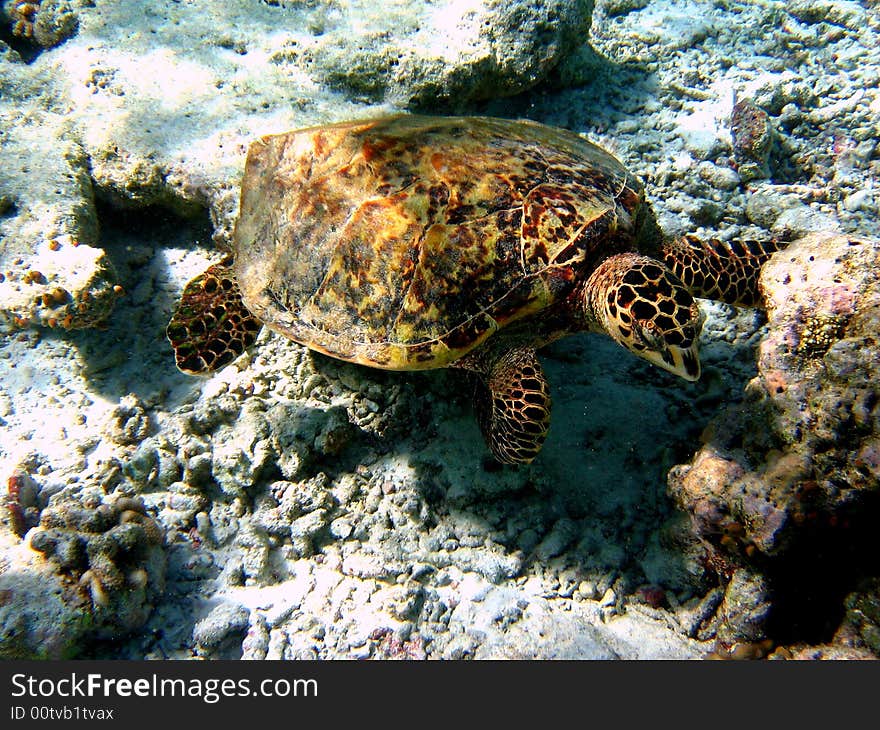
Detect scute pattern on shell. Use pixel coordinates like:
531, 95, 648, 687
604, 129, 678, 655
233, 115, 644, 370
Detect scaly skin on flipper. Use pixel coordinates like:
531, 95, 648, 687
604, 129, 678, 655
473, 348, 552, 464
166, 258, 262, 374
662, 235, 783, 307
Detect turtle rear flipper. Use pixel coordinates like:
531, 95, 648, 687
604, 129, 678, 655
166, 258, 261, 374
662, 235, 784, 307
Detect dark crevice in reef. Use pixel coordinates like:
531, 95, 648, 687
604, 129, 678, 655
0, 22, 42, 63
94, 197, 215, 250
0, 194, 18, 219
763, 492, 880, 647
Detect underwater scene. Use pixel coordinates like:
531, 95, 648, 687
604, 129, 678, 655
0, 0, 878, 660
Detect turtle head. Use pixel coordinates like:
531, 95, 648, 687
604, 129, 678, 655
585, 253, 703, 381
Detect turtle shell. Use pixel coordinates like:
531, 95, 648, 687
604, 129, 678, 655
233, 115, 644, 369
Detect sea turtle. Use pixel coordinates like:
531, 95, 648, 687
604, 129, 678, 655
167, 115, 780, 464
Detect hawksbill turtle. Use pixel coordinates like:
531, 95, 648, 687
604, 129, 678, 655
167, 115, 780, 464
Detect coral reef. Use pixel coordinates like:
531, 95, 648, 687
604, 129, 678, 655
669, 231, 879, 558
3, 0, 880, 661
27, 492, 166, 640
4, 0, 79, 49
668, 231, 880, 656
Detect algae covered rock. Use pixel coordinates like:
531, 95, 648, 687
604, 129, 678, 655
268, 0, 594, 107
834, 578, 880, 656
669, 231, 880, 557
713, 568, 773, 653
0, 111, 121, 331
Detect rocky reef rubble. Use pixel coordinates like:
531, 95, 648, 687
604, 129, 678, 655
2, 0, 880, 660
1, 313, 712, 659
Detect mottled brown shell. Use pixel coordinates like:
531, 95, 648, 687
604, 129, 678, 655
233, 115, 644, 369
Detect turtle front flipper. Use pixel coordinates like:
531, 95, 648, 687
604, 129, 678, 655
474, 348, 551, 465
662, 235, 784, 307
166, 257, 262, 374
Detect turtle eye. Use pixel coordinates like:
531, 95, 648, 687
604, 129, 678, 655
633, 319, 663, 350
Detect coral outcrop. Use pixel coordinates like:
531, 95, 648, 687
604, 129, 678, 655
0, 113, 121, 331
0, 486, 166, 657
669, 231, 879, 558
668, 230, 880, 656
3, 1, 79, 50
32, 492, 166, 635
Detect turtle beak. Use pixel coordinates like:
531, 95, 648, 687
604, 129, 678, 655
669, 343, 701, 381
640, 342, 701, 382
